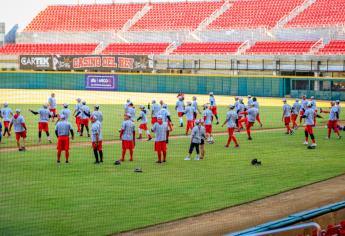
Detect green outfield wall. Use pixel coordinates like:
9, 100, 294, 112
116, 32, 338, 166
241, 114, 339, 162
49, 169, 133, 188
0, 71, 344, 100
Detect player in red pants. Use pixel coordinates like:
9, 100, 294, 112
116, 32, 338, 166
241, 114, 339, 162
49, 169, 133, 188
222, 105, 239, 148
282, 98, 294, 135
320, 101, 341, 139
9, 109, 27, 151
118, 113, 135, 162
74, 98, 82, 133
137, 106, 152, 141
55, 114, 74, 163
252, 97, 263, 127
236, 98, 245, 131
300, 95, 308, 124
291, 99, 301, 130
151, 115, 172, 163
240, 103, 258, 140
184, 101, 195, 135
302, 102, 317, 148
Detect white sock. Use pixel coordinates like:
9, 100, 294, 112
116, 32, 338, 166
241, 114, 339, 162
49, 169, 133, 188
146, 130, 150, 135
138, 129, 142, 135
180, 118, 183, 124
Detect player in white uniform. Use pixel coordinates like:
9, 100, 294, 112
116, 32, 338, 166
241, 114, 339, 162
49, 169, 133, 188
29, 104, 52, 143
73, 98, 82, 133
127, 103, 136, 122
151, 115, 172, 163
252, 97, 263, 127
9, 109, 27, 151
78, 101, 91, 137
151, 99, 161, 125
119, 113, 136, 162
192, 96, 201, 120
237, 98, 246, 131
137, 105, 152, 140
60, 104, 71, 121
291, 99, 301, 129
247, 95, 253, 106
184, 101, 195, 135
55, 114, 74, 163
176, 96, 185, 127
222, 105, 239, 148
301, 102, 317, 148
320, 101, 341, 140
0, 102, 13, 137
300, 95, 308, 124
203, 104, 214, 144
282, 98, 293, 135
90, 115, 103, 164
239, 103, 258, 140
91, 105, 103, 124
48, 93, 57, 122
124, 99, 131, 113
209, 92, 219, 124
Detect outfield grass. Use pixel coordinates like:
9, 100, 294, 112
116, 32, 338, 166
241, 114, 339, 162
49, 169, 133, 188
0, 127, 344, 235
0, 105, 340, 148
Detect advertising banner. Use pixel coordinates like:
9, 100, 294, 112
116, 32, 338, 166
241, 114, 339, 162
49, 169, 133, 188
20, 55, 151, 71
19, 55, 53, 70
85, 74, 118, 91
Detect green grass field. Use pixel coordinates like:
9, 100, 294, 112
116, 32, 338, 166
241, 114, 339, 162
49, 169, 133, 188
0, 105, 344, 235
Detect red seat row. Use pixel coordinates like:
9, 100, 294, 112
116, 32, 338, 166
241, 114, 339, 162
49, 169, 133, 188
245, 41, 316, 54
317, 40, 345, 55
0, 43, 98, 55
102, 43, 170, 55
172, 42, 243, 54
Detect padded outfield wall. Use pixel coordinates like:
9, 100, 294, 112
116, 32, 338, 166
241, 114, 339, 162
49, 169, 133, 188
0, 71, 344, 100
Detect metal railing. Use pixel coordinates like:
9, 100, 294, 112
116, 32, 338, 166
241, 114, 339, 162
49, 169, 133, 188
251, 222, 321, 236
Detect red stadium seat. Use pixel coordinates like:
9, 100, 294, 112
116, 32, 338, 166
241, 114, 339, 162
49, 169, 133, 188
0, 43, 98, 55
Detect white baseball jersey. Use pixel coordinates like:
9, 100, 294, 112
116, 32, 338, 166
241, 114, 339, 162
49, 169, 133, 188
91, 120, 102, 142
121, 120, 135, 141
176, 100, 185, 112
91, 110, 103, 123
203, 109, 213, 125
1, 107, 12, 121
152, 122, 168, 142
11, 115, 26, 133
38, 108, 50, 123
48, 97, 56, 109
226, 111, 238, 128
184, 106, 195, 121
151, 103, 160, 117
139, 110, 148, 124
55, 120, 73, 136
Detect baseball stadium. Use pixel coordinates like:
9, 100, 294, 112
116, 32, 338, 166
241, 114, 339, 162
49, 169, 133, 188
0, 0, 345, 235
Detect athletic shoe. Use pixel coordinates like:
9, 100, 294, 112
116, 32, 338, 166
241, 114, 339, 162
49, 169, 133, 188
339, 136, 342, 139
224, 145, 229, 148
87, 134, 90, 137
325, 137, 330, 140
303, 141, 309, 145
216, 121, 219, 125
94, 161, 100, 164
184, 156, 191, 161
65, 160, 69, 163
194, 156, 200, 161
57, 160, 60, 163
163, 160, 166, 163
235, 145, 240, 148
290, 130, 294, 135
260, 124, 263, 128
311, 143, 317, 147
156, 160, 162, 164
248, 137, 252, 140
129, 159, 133, 162
147, 137, 152, 141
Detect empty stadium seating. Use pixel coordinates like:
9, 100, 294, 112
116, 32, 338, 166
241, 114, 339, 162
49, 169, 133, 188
245, 41, 317, 54
102, 43, 169, 55
318, 40, 345, 55
130, 2, 224, 31
286, 0, 345, 28
24, 4, 144, 32
208, 0, 304, 30
172, 42, 243, 54
0, 43, 98, 55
